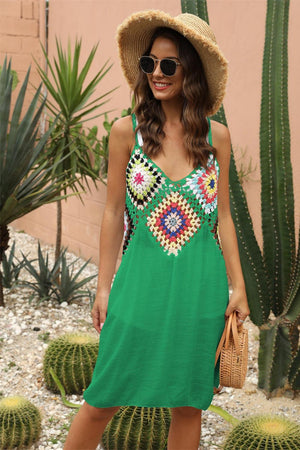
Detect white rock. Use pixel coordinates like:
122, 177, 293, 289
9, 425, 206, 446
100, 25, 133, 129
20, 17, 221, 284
13, 326, 22, 335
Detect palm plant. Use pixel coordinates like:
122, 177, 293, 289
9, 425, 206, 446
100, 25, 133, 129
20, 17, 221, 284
181, 0, 299, 395
36, 38, 116, 261
0, 59, 73, 306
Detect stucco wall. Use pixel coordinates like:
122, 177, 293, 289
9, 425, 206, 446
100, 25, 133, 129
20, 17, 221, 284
0, 0, 45, 106
6, 0, 300, 265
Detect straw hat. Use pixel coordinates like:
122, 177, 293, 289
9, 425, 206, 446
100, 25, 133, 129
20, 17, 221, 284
117, 10, 228, 116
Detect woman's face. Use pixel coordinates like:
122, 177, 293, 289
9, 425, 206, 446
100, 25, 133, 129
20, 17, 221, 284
146, 36, 184, 103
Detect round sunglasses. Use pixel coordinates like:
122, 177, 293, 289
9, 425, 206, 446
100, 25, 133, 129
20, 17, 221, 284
139, 56, 182, 77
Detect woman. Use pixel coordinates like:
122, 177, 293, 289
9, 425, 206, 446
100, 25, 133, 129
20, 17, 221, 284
64, 10, 250, 450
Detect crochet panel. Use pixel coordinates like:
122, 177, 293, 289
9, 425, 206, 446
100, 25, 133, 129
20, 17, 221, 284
123, 147, 221, 256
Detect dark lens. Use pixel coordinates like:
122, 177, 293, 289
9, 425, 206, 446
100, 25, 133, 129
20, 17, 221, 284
160, 59, 177, 76
140, 56, 154, 74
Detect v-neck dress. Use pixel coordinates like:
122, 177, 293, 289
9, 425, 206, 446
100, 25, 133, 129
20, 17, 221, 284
83, 114, 229, 410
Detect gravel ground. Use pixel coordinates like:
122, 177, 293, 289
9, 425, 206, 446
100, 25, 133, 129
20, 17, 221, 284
0, 227, 299, 450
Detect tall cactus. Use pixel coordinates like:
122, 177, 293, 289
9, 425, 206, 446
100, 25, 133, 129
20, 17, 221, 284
181, 0, 299, 395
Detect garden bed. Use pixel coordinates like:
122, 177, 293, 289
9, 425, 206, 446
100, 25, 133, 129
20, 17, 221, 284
0, 227, 299, 449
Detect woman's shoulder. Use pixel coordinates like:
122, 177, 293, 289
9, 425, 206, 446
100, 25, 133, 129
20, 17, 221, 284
209, 119, 231, 149
111, 115, 134, 138
110, 115, 135, 153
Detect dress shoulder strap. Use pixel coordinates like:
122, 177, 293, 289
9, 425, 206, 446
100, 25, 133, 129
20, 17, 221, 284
131, 112, 137, 131
207, 117, 212, 146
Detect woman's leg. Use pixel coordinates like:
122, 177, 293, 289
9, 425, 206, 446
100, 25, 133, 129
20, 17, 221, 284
64, 402, 120, 450
168, 406, 202, 450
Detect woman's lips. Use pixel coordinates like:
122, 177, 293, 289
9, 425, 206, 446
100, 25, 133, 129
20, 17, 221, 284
152, 81, 171, 91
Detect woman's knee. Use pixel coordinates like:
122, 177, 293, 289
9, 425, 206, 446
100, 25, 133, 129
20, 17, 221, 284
171, 406, 202, 418
82, 402, 120, 421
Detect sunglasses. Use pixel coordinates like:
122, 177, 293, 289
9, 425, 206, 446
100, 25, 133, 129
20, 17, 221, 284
139, 55, 182, 77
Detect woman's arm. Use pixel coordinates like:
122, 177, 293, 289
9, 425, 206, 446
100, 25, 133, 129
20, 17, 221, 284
91, 115, 135, 332
211, 120, 250, 322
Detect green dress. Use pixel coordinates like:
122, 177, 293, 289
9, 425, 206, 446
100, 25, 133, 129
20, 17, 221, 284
84, 114, 229, 410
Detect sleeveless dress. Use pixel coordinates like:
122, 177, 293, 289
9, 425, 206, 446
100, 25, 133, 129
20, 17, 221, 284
84, 114, 229, 410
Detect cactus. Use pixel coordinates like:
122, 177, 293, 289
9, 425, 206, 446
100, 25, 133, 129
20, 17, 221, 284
0, 396, 41, 449
43, 333, 99, 394
181, 0, 299, 396
223, 415, 300, 449
101, 406, 171, 450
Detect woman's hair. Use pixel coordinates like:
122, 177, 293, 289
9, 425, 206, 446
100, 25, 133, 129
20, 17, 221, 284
133, 27, 216, 168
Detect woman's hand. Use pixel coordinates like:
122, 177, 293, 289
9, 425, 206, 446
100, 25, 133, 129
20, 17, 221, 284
225, 287, 250, 325
91, 291, 110, 333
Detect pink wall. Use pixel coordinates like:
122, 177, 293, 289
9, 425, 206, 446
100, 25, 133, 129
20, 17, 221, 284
0, 0, 45, 108
9, 0, 300, 264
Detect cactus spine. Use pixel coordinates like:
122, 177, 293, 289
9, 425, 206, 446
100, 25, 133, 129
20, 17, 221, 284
101, 406, 171, 450
0, 396, 41, 449
181, 0, 299, 396
43, 333, 99, 394
223, 415, 300, 449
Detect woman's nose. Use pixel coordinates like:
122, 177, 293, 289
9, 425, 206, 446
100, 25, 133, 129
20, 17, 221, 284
152, 61, 163, 77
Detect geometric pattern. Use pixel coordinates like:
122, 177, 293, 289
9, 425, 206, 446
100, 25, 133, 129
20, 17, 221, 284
210, 218, 222, 252
184, 155, 218, 214
146, 191, 201, 256
123, 207, 134, 255
126, 149, 164, 210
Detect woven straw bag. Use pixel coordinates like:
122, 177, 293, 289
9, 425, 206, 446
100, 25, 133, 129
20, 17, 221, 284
215, 311, 248, 389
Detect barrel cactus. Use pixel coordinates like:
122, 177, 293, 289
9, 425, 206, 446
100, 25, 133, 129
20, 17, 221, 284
102, 406, 171, 450
43, 333, 99, 394
223, 415, 300, 449
0, 396, 41, 449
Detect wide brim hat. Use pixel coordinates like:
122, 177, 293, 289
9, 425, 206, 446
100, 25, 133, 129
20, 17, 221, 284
117, 10, 228, 116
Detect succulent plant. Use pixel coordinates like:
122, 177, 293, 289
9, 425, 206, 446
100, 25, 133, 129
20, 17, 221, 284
0, 395, 41, 449
43, 333, 99, 394
101, 406, 171, 450
0, 58, 74, 307
223, 415, 300, 449
182, 0, 299, 396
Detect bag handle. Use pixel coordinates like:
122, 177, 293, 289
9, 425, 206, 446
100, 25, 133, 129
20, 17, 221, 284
215, 311, 241, 366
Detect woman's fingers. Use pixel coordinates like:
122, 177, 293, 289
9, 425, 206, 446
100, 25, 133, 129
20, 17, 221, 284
225, 304, 249, 326
225, 288, 250, 324
91, 307, 101, 333
235, 309, 249, 325
91, 304, 107, 334
99, 309, 106, 331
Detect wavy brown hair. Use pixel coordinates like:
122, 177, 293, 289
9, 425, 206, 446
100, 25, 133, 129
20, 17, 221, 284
134, 27, 216, 168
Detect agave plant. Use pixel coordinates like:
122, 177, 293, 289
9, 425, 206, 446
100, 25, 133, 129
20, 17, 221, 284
182, 0, 299, 395
1, 240, 24, 289
0, 65, 18, 90
0, 59, 73, 306
36, 38, 116, 261
20, 242, 61, 303
50, 249, 97, 304
20, 244, 96, 304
